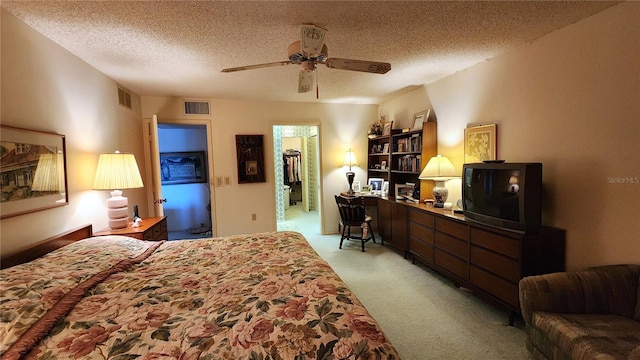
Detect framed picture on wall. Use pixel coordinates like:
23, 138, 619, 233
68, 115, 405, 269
464, 124, 497, 163
236, 135, 266, 183
0, 125, 69, 219
160, 151, 207, 185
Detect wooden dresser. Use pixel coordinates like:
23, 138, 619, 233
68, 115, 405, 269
93, 216, 168, 241
380, 199, 565, 324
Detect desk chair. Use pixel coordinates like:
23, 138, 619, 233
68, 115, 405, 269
334, 195, 376, 252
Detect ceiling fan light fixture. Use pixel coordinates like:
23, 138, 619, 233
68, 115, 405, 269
299, 24, 327, 56
298, 69, 314, 93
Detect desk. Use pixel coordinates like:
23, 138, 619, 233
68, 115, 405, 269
338, 192, 381, 206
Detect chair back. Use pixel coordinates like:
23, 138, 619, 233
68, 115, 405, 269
335, 195, 366, 226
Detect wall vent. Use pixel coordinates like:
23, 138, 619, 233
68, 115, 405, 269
184, 100, 210, 115
117, 87, 132, 109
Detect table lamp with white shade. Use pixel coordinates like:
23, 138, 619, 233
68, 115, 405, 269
418, 155, 458, 208
93, 151, 144, 229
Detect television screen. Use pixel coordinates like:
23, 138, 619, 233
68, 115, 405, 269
462, 162, 542, 233
463, 168, 521, 222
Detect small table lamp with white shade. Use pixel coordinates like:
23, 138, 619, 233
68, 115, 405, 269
93, 151, 144, 229
418, 155, 458, 208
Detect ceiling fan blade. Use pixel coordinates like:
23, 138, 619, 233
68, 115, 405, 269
299, 24, 327, 56
221, 61, 293, 73
298, 69, 314, 93
325, 58, 391, 74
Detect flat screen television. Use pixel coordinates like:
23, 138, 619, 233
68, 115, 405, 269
462, 162, 542, 234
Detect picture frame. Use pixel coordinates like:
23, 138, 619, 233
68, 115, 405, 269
395, 182, 417, 200
382, 121, 394, 136
1, 125, 68, 219
353, 181, 361, 192
411, 109, 430, 130
382, 180, 389, 193
361, 184, 372, 193
160, 151, 207, 185
464, 124, 497, 163
236, 135, 266, 183
368, 177, 384, 192
380, 160, 387, 170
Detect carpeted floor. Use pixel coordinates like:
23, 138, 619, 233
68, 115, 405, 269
282, 204, 530, 360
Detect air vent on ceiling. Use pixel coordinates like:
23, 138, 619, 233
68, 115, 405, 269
117, 86, 132, 109
184, 100, 210, 115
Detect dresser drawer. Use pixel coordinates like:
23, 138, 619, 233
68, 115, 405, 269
435, 249, 468, 280
409, 221, 434, 244
152, 218, 168, 240
470, 228, 519, 259
470, 246, 520, 283
435, 232, 468, 260
470, 265, 519, 309
409, 237, 434, 263
143, 228, 155, 241
435, 217, 468, 241
409, 209, 434, 228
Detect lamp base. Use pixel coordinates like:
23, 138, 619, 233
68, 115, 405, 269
107, 190, 129, 229
346, 171, 355, 194
432, 181, 449, 208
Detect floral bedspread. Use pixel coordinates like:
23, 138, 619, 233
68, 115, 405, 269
1, 232, 399, 359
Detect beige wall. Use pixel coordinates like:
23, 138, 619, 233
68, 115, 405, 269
1, 9, 148, 256
3, 3, 637, 269
141, 97, 377, 236
382, 3, 639, 270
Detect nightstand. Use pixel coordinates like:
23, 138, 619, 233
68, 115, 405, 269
93, 216, 168, 241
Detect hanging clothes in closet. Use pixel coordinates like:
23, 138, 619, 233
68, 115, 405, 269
283, 149, 302, 184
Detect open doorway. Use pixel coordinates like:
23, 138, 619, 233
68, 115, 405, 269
273, 125, 321, 235
157, 123, 213, 240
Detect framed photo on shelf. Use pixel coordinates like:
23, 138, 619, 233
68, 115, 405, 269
0, 125, 68, 219
380, 160, 387, 170
368, 177, 384, 192
412, 109, 430, 130
382, 121, 394, 136
464, 124, 497, 163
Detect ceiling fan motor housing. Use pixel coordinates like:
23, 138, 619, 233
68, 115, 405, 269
288, 41, 328, 64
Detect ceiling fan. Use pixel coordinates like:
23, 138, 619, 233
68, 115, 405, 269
221, 24, 391, 97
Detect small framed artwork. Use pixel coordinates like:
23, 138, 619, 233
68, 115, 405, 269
361, 184, 372, 193
160, 151, 207, 185
382, 121, 394, 136
382, 181, 389, 193
464, 124, 497, 163
412, 109, 430, 130
236, 135, 266, 183
1, 125, 68, 219
380, 160, 387, 170
368, 177, 384, 192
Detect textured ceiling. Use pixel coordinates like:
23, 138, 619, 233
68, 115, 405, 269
2, 1, 618, 104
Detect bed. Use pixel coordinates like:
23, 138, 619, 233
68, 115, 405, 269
0, 227, 400, 359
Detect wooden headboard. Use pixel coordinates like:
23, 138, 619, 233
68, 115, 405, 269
1, 224, 93, 269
